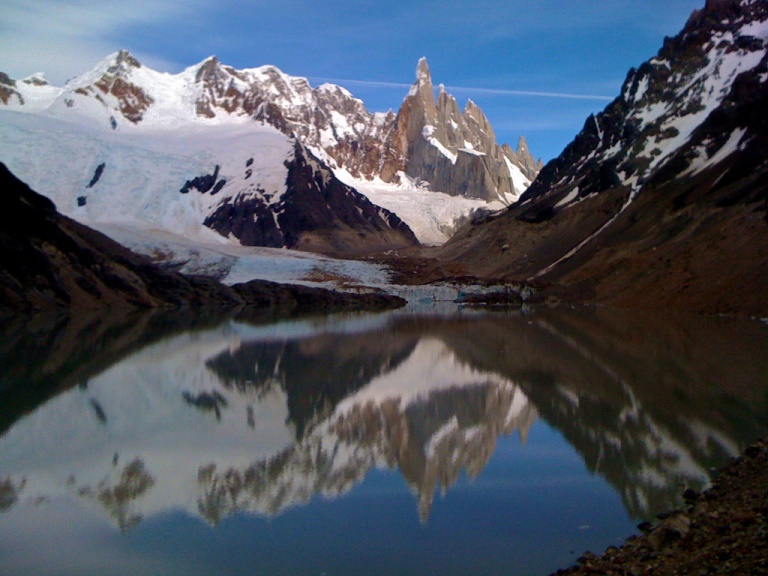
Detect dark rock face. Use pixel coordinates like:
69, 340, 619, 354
180, 165, 222, 195
0, 162, 184, 311
0, 72, 22, 105
0, 163, 406, 313
439, 0, 768, 316
204, 192, 285, 247
520, 0, 768, 210
204, 143, 419, 254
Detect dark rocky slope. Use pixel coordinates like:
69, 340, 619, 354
204, 142, 418, 254
0, 163, 404, 313
437, 0, 768, 316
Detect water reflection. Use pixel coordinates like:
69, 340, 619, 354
1, 307, 767, 543
199, 336, 536, 523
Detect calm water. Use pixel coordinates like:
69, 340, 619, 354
1, 307, 767, 576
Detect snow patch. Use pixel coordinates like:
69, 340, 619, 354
682, 127, 748, 176
555, 187, 580, 208
423, 125, 457, 164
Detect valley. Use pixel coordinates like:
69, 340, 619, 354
1, 1, 768, 574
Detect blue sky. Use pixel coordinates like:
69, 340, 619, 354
1, 0, 703, 161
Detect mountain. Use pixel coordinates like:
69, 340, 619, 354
0, 53, 418, 255
0, 52, 539, 248
0, 161, 235, 311
379, 58, 541, 203
195, 56, 542, 203
439, 0, 768, 316
0, 162, 405, 313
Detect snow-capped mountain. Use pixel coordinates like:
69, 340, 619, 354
0, 161, 407, 312
190, 55, 542, 204
521, 0, 767, 211
0, 51, 539, 249
0, 53, 419, 255
440, 0, 768, 315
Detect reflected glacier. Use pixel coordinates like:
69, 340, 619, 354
0, 319, 537, 526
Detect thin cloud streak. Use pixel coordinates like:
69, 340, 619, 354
444, 86, 614, 102
309, 77, 614, 102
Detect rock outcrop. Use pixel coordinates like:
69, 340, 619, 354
0, 72, 23, 106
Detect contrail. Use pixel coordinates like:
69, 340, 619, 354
308, 77, 614, 102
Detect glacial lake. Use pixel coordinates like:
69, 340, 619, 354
1, 306, 767, 576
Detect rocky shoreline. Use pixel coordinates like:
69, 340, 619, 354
551, 438, 768, 575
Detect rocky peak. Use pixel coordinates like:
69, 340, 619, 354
686, 0, 767, 32
2, 51, 540, 209
194, 56, 224, 83
403, 57, 437, 137
101, 50, 142, 80
443, 0, 768, 309
509, 135, 543, 180
381, 59, 538, 203
435, 84, 463, 146
115, 49, 141, 68
517, 135, 530, 156
22, 73, 49, 86
0, 72, 16, 87
0, 71, 60, 107
523, 0, 768, 210
193, 56, 250, 118
702, 0, 746, 19
416, 57, 431, 84
462, 99, 496, 148
60, 49, 154, 124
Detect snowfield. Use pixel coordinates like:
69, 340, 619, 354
335, 168, 506, 246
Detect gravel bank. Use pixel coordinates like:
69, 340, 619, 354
551, 439, 768, 575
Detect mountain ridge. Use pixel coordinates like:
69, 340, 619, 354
0, 53, 541, 249
436, 0, 768, 316
1, 51, 540, 203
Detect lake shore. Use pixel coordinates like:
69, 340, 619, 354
550, 438, 768, 575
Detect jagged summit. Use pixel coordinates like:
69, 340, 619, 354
0, 52, 543, 249
517, 135, 529, 155
416, 56, 431, 83
81, 49, 142, 82
1, 52, 541, 203
380, 58, 542, 202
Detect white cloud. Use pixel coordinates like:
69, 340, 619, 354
0, 0, 204, 83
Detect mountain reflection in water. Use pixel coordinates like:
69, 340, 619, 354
0, 307, 767, 574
